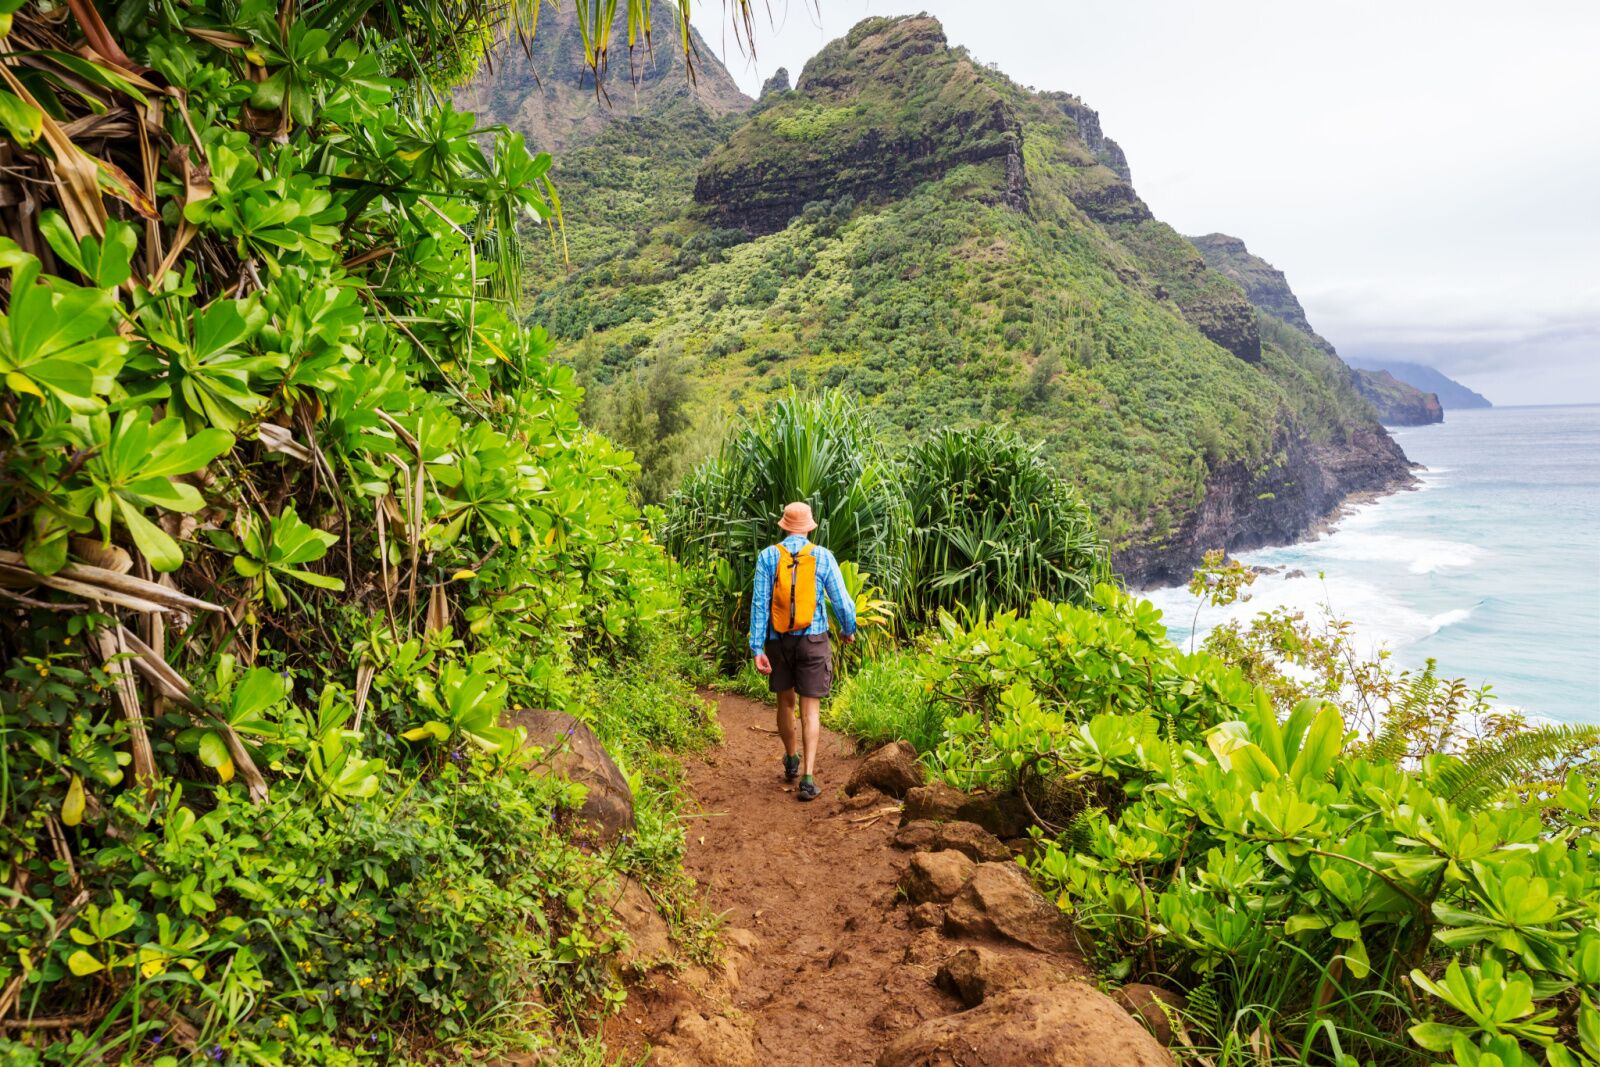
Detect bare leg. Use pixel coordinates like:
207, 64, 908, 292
799, 695, 822, 777
776, 689, 798, 759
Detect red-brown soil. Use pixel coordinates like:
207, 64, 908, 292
603, 691, 963, 1064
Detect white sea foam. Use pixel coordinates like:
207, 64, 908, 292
1315, 531, 1483, 574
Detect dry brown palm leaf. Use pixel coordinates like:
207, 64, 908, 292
0, 550, 224, 613
90, 625, 157, 787
0, 62, 106, 239
117, 626, 269, 804
426, 582, 448, 635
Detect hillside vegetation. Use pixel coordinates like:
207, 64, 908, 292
529, 16, 1412, 583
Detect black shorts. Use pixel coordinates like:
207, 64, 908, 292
765, 633, 833, 698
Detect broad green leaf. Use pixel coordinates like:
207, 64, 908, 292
1288, 703, 1343, 785
116, 497, 184, 572
66, 949, 106, 976
0, 88, 40, 146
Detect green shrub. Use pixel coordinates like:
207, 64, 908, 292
903, 427, 1110, 624
826, 649, 942, 754
895, 591, 1600, 1067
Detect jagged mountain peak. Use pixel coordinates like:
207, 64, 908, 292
694, 14, 1022, 234
455, 6, 751, 156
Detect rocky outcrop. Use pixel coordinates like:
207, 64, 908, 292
758, 67, 791, 100
508, 709, 635, 845
1045, 93, 1133, 183
694, 16, 1025, 232
877, 985, 1175, 1067
936, 945, 1082, 1008
1354, 368, 1444, 426
454, 4, 750, 156
1190, 232, 1329, 349
893, 820, 1012, 863
901, 781, 970, 824
1118, 423, 1414, 587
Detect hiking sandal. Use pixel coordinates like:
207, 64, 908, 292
796, 779, 820, 802
783, 754, 801, 782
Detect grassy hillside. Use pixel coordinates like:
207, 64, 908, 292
528, 16, 1409, 576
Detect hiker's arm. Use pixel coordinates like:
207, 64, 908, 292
822, 551, 858, 640
749, 549, 774, 658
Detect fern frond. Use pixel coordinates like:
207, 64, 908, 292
1367, 715, 1411, 766
1432, 723, 1600, 810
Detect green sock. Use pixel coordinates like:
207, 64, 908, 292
801, 774, 814, 786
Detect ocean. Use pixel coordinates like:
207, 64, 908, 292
1145, 405, 1600, 724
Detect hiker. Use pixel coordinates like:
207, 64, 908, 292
750, 501, 857, 801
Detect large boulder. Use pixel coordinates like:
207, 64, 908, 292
847, 740, 925, 798
508, 709, 634, 845
954, 791, 1032, 839
902, 850, 976, 904
877, 985, 1174, 1067
901, 781, 969, 824
1114, 984, 1188, 1046
944, 862, 1075, 955
936, 945, 1081, 1008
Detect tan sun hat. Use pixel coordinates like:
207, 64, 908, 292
777, 501, 818, 535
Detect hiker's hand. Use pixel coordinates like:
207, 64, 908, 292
754, 653, 772, 675
843, 633, 856, 645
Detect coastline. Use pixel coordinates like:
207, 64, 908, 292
1119, 426, 1419, 591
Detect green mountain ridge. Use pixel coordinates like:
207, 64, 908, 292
1190, 233, 1443, 426
524, 14, 1415, 585
1347, 358, 1494, 410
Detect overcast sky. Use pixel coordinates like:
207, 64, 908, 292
691, 1, 1600, 406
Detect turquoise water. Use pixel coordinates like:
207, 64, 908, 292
1147, 405, 1600, 724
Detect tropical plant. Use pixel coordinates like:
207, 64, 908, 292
903, 427, 1109, 623
662, 391, 909, 665
878, 590, 1599, 1067
0, 0, 742, 1058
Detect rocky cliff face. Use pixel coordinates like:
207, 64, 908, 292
693, 17, 1024, 234
1118, 426, 1413, 586
1190, 232, 1441, 423
1190, 233, 1328, 350
455, 7, 750, 156
1353, 369, 1444, 425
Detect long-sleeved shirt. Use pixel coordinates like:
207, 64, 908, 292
749, 534, 858, 655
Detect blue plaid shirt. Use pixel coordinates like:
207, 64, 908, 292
749, 535, 858, 655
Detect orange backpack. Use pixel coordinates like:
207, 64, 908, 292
772, 543, 817, 634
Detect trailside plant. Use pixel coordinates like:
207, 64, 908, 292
902, 427, 1110, 624
0, 0, 744, 1059
903, 592, 1599, 1067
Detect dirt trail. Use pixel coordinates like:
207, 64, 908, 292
604, 691, 961, 1064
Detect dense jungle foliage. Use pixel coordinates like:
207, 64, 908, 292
0, 0, 749, 1061
660, 393, 1110, 669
